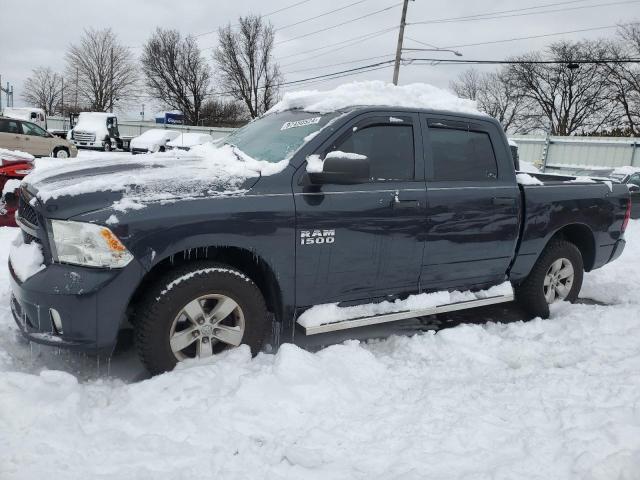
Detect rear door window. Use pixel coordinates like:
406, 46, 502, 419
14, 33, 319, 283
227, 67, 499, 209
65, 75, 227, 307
0, 119, 21, 134
427, 126, 498, 181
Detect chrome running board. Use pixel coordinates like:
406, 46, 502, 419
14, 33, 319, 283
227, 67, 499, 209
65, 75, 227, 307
300, 292, 514, 335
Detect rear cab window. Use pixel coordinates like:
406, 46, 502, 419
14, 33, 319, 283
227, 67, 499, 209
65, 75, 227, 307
421, 116, 511, 183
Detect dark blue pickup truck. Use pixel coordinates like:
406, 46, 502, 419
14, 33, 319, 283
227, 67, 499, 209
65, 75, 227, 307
9, 105, 631, 374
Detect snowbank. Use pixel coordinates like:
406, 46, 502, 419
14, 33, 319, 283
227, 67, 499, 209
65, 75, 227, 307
298, 282, 513, 328
8, 232, 45, 282
269, 80, 481, 115
1, 223, 639, 479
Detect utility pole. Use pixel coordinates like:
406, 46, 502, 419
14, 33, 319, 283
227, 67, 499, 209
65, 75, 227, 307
61, 77, 64, 118
74, 67, 79, 110
392, 0, 410, 85
109, 46, 114, 112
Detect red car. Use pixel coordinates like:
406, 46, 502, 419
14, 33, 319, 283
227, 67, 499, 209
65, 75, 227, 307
0, 150, 34, 227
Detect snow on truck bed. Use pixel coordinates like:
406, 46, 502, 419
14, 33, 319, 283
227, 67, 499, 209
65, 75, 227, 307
1, 222, 640, 479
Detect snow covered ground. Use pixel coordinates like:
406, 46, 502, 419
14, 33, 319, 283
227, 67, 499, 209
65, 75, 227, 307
1, 219, 639, 478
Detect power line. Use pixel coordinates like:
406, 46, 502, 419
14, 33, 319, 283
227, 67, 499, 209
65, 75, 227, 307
283, 54, 396, 75
281, 64, 393, 89
275, 1, 403, 45
278, 26, 397, 61
276, 0, 371, 31
442, 24, 628, 49
264, 0, 314, 17
194, 0, 315, 39
405, 57, 640, 65
408, 0, 590, 25
409, 0, 640, 25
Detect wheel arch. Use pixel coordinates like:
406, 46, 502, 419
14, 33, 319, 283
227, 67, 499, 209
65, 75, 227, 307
547, 222, 596, 272
128, 245, 284, 324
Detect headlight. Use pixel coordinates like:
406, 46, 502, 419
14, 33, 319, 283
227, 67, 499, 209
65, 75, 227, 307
50, 220, 133, 268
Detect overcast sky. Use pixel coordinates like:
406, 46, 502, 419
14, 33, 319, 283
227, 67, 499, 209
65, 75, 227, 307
2, 0, 639, 117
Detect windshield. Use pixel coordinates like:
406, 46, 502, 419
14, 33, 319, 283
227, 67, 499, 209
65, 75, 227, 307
224, 110, 340, 162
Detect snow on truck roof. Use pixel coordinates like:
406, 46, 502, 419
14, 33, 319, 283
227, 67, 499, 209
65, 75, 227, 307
268, 80, 482, 115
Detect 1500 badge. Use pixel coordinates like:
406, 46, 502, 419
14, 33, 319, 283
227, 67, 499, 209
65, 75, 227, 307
300, 229, 335, 245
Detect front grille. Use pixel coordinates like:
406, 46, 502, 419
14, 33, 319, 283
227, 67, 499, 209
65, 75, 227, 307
18, 193, 39, 227
73, 130, 95, 142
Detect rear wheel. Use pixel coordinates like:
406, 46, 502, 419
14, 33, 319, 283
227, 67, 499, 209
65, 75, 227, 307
135, 262, 268, 375
514, 239, 583, 319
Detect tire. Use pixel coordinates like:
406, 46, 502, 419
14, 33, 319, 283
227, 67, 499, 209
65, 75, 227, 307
513, 239, 583, 319
135, 262, 268, 375
103, 138, 112, 151
52, 147, 69, 158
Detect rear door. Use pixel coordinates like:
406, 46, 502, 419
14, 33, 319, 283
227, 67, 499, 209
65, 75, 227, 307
0, 118, 21, 150
420, 115, 520, 290
294, 112, 427, 307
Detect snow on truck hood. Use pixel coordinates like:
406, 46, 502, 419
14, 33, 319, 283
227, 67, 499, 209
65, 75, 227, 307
23, 143, 288, 210
268, 80, 482, 115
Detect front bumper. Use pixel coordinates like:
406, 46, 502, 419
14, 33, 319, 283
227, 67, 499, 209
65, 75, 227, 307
72, 139, 104, 149
9, 257, 144, 353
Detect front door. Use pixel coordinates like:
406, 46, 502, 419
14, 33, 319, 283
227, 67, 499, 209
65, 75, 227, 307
294, 112, 427, 307
420, 115, 520, 291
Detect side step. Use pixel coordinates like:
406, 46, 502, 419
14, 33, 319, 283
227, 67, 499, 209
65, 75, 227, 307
300, 292, 514, 335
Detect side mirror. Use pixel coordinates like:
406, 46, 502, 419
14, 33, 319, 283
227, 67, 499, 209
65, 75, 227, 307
306, 151, 370, 185
629, 184, 640, 193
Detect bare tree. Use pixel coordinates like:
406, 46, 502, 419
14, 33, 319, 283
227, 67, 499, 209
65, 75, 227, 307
598, 25, 640, 135
451, 68, 533, 133
65, 28, 138, 112
507, 40, 616, 135
214, 15, 282, 118
450, 68, 482, 101
21, 67, 63, 115
200, 98, 248, 127
141, 29, 211, 125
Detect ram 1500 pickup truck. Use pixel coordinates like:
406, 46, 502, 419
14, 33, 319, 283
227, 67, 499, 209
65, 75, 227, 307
9, 104, 631, 374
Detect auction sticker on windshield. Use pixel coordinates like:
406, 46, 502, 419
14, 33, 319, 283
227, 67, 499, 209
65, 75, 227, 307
281, 117, 321, 130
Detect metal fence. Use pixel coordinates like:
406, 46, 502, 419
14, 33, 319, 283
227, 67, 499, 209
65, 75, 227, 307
46, 116, 235, 140
509, 134, 640, 171
45, 116, 640, 170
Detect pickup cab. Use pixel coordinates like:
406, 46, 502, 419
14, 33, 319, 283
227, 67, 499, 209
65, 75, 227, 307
8, 98, 631, 375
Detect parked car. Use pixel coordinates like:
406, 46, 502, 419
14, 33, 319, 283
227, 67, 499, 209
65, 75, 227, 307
610, 167, 640, 219
2, 107, 47, 130
0, 116, 77, 158
0, 149, 33, 227
9, 101, 630, 375
130, 129, 181, 155
69, 112, 132, 151
166, 132, 214, 151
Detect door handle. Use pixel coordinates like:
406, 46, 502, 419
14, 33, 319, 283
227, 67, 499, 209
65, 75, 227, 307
492, 197, 516, 206
392, 199, 420, 209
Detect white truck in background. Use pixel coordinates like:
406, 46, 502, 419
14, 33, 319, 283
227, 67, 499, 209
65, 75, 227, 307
68, 112, 132, 151
2, 107, 47, 130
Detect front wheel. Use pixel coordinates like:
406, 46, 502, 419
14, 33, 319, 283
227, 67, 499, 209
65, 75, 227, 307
513, 240, 583, 319
52, 147, 69, 158
103, 138, 112, 151
135, 262, 268, 375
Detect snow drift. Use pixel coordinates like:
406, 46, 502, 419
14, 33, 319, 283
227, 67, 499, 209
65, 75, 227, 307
0, 222, 639, 479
